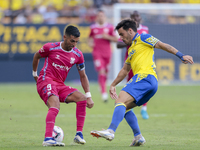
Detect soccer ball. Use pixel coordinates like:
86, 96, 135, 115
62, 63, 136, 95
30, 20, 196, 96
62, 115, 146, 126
52, 126, 64, 142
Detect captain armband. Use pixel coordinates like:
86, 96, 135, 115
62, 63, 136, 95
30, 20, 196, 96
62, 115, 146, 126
176, 51, 185, 61
76, 63, 85, 71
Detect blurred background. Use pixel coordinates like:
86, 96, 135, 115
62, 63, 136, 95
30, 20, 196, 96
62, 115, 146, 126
0, 0, 200, 84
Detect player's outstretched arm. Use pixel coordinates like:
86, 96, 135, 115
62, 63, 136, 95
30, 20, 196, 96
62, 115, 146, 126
110, 63, 131, 100
32, 51, 42, 82
117, 41, 127, 48
78, 69, 94, 109
155, 41, 194, 64
102, 33, 119, 42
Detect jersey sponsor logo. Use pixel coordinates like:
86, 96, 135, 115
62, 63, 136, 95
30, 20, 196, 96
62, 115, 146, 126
52, 62, 71, 71
70, 57, 75, 64
50, 46, 60, 51
145, 37, 159, 45
94, 34, 103, 39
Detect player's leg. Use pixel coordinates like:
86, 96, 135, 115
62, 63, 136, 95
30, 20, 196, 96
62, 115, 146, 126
43, 95, 65, 146
128, 71, 149, 119
141, 102, 149, 119
102, 56, 112, 102
65, 90, 87, 144
91, 90, 137, 141
127, 70, 134, 114
124, 74, 158, 146
98, 68, 108, 102
37, 81, 65, 146
124, 109, 145, 146
93, 56, 108, 102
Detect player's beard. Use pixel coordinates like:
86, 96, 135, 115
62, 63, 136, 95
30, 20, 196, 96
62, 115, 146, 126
127, 34, 132, 46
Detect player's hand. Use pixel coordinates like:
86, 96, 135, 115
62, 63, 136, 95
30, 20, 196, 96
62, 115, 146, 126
102, 33, 110, 40
88, 41, 94, 48
33, 76, 38, 82
109, 85, 118, 100
86, 97, 94, 108
182, 55, 194, 64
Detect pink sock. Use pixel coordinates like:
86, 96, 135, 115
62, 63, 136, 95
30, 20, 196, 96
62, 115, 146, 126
143, 103, 147, 106
98, 74, 106, 93
103, 75, 107, 92
45, 107, 59, 138
76, 100, 87, 132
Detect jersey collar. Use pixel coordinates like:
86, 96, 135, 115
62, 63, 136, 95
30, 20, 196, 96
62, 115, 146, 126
60, 42, 73, 52
132, 33, 139, 41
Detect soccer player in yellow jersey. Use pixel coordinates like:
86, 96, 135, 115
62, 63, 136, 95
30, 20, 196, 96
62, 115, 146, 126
91, 19, 194, 146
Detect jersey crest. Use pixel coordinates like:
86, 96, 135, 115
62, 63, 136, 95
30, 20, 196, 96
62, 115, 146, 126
70, 57, 75, 64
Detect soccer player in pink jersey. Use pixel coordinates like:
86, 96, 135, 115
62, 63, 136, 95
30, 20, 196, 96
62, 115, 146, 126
88, 10, 118, 102
117, 11, 149, 119
32, 25, 94, 146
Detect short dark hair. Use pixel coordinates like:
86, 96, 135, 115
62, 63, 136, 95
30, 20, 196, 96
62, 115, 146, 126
65, 25, 80, 37
115, 19, 137, 32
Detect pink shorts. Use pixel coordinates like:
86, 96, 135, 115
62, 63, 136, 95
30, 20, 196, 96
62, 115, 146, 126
37, 77, 78, 105
92, 54, 111, 72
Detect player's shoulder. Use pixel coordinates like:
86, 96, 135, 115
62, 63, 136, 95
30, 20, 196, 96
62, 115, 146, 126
43, 42, 60, 49
72, 47, 83, 57
105, 23, 114, 28
90, 23, 97, 29
139, 33, 159, 46
139, 33, 153, 41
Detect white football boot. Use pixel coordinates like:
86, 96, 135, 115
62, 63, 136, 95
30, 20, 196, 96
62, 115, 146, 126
91, 129, 114, 141
42, 137, 65, 146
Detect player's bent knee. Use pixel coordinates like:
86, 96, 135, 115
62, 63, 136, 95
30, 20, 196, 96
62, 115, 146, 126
77, 94, 87, 102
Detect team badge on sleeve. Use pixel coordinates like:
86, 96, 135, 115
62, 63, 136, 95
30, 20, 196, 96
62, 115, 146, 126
145, 37, 159, 46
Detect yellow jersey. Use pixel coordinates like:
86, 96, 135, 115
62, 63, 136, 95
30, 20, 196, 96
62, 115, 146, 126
125, 33, 159, 80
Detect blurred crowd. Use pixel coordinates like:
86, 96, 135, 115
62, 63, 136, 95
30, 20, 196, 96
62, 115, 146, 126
0, 0, 199, 24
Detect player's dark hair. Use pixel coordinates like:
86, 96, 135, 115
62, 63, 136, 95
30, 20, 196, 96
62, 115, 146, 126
115, 19, 137, 32
65, 25, 80, 37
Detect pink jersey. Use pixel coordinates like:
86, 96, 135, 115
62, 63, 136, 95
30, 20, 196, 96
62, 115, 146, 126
124, 24, 149, 59
37, 42, 84, 83
89, 23, 116, 57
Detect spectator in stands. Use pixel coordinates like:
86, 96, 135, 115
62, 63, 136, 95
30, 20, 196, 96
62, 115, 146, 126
43, 5, 59, 24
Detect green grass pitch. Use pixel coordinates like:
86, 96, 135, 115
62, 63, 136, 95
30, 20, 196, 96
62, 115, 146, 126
0, 83, 200, 150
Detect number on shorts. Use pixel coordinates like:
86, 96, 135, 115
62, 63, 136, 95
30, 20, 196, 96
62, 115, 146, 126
47, 84, 52, 91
